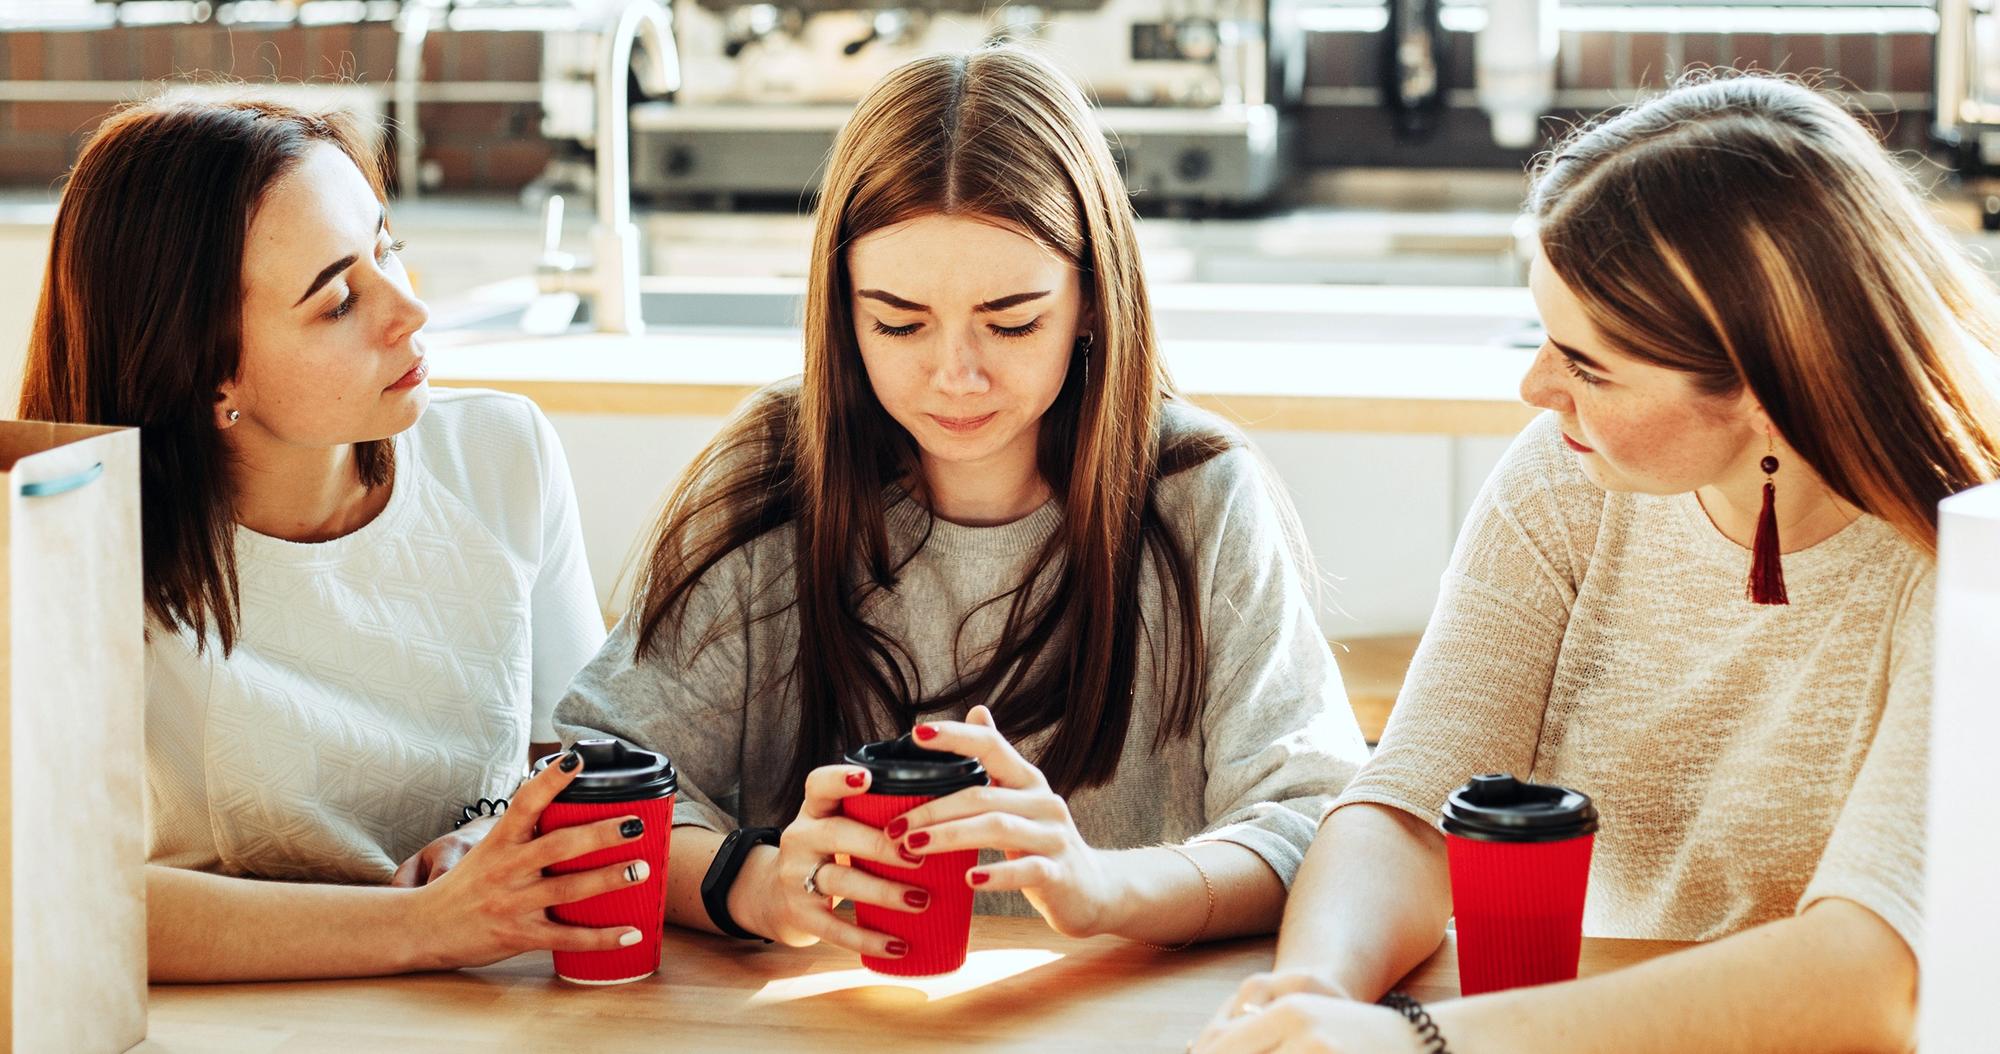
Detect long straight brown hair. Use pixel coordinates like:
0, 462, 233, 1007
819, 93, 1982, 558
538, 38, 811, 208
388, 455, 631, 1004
635, 47, 1231, 813
20, 98, 394, 653
1532, 72, 2000, 552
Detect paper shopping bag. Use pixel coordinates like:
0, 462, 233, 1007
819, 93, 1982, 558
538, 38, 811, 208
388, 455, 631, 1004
0, 421, 145, 1053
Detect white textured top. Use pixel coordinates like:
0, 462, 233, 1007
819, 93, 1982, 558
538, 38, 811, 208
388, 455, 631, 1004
556, 398, 1369, 915
146, 388, 606, 882
1335, 413, 1932, 955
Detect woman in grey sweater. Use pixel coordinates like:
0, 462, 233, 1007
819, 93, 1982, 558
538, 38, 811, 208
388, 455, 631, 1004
554, 47, 1366, 963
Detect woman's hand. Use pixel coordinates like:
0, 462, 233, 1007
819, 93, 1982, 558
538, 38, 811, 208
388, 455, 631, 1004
1192, 993, 1429, 1054
731, 761, 930, 962
390, 814, 500, 887
1200, 970, 1363, 1049
403, 750, 658, 969
893, 705, 1122, 937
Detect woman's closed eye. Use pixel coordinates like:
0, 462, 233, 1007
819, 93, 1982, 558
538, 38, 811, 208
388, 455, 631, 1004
868, 317, 1044, 339
1560, 353, 1604, 386
990, 318, 1042, 339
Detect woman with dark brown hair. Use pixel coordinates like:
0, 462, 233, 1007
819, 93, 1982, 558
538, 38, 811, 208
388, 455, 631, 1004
553, 45, 1367, 960
23, 96, 650, 980
1202, 73, 2000, 1052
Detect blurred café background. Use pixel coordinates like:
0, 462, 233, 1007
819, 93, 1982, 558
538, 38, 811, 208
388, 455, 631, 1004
0, 0, 1994, 739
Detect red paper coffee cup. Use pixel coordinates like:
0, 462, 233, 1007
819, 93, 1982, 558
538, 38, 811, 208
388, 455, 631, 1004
533, 739, 678, 985
1441, 773, 1596, 997
840, 736, 989, 977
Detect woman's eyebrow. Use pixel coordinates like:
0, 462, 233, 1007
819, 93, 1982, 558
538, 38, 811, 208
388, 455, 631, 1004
853, 289, 1051, 313
1552, 338, 1612, 374
293, 206, 387, 307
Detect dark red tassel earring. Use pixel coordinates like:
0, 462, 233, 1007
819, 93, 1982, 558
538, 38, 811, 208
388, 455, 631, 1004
1747, 431, 1788, 605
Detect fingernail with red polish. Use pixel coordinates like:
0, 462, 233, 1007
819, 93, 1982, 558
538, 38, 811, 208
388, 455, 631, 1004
906, 831, 930, 849
885, 817, 908, 840
970, 871, 990, 886
914, 725, 938, 742
898, 845, 923, 865
904, 890, 930, 909
884, 940, 909, 957
845, 771, 865, 788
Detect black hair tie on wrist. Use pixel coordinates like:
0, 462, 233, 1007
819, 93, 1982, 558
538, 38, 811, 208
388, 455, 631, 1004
454, 797, 509, 828
1379, 990, 1451, 1054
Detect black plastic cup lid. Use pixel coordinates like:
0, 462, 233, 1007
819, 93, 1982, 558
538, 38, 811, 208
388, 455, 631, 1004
844, 734, 989, 797
533, 739, 677, 803
1439, 773, 1597, 844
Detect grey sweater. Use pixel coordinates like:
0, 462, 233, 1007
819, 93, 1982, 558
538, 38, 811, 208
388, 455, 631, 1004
555, 399, 1368, 914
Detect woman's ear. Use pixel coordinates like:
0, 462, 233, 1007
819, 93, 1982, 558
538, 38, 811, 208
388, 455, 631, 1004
214, 378, 243, 430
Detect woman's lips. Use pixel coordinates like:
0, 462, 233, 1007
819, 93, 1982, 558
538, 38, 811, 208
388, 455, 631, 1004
1561, 432, 1595, 454
930, 412, 997, 434
387, 360, 428, 392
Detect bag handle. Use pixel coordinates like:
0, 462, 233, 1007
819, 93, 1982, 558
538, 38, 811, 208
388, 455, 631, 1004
20, 461, 104, 498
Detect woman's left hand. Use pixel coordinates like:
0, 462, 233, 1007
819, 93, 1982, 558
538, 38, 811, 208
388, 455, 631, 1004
1191, 994, 1429, 1054
892, 705, 1123, 937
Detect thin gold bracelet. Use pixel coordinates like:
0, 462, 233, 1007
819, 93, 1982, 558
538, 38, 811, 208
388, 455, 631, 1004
1137, 844, 1216, 952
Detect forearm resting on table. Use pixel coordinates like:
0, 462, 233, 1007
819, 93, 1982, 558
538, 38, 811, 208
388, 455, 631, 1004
1431, 897, 1916, 1054
1096, 840, 1286, 945
1273, 803, 1453, 998
148, 865, 427, 982
662, 824, 741, 936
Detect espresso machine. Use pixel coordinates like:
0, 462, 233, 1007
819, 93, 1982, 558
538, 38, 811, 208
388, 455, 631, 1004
607, 0, 1303, 210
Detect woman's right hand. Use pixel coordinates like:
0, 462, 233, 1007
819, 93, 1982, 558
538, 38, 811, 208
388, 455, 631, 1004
403, 749, 656, 969
731, 763, 929, 961
1199, 968, 1361, 1047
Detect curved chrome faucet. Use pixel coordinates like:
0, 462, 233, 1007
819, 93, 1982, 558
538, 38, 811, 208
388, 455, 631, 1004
588, 0, 681, 334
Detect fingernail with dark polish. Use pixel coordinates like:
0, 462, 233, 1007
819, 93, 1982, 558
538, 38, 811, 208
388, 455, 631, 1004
884, 940, 909, 957
898, 845, 923, 865
906, 831, 930, 849
914, 725, 938, 742
620, 818, 644, 839
885, 817, 908, 840
845, 771, 865, 788
970, 871, 990, 886
904, 890, 930, 909
559, 751, 580, 772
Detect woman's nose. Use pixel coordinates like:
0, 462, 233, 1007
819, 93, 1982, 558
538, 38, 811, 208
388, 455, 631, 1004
931, 332, 990, 396
1519, 342, 1574, 415
383, 279, 430, 346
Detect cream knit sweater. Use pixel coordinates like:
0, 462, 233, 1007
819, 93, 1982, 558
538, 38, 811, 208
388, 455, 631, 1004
1334, 413, 1931, 956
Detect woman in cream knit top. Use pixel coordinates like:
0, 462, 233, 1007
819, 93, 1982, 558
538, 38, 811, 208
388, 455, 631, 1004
1342, 411, 1929, 947
1202, 73, 2000, 1054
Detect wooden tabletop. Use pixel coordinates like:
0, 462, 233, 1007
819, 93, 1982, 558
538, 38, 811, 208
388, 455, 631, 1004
139, 918, 1686, 1052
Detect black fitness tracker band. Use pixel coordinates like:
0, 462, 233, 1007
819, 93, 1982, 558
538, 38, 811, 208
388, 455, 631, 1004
701, 826, 781, 941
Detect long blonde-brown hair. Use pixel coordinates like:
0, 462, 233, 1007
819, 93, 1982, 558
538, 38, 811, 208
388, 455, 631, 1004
1532, 72, 2000, 553
634, 46, 1229, 812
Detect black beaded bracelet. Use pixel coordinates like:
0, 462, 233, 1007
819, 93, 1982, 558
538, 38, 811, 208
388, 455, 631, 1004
1379, 990, 1451, 1054
454, 797, 509, 828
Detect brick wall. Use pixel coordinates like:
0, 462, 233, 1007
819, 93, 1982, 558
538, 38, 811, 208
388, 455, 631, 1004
0, 21, 1936, 191
0, 22, 548, 190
